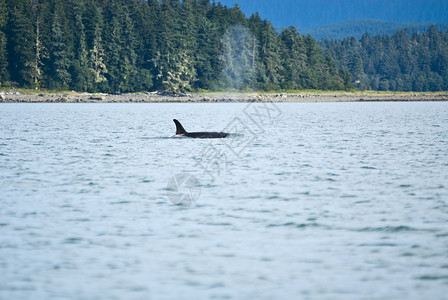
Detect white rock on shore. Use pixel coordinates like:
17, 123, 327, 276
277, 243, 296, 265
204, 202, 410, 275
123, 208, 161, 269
0, 91, 447, 103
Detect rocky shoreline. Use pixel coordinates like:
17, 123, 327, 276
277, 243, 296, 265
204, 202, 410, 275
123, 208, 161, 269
1, 91, 447, 103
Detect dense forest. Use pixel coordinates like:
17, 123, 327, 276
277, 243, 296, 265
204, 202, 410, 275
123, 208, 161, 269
1, 0, 447, 93
321, 26, 448, 91
0, 0, 352, 93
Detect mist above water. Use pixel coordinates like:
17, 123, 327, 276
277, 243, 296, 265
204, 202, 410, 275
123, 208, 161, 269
220, 25, 257, 90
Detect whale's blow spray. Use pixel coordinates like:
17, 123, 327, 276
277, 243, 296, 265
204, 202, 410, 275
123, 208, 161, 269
220, 25, 257, 91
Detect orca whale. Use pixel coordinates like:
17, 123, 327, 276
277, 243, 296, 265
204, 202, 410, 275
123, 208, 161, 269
173, 119, 229, 139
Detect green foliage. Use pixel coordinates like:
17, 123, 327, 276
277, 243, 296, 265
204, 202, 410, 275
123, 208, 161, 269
0, 0, 8, 84
71, 0, 93, 92
321, 27, 448, 91
89, 17, 107, 89
48, 0, 71, 89
2, 0, 354, 92
6, 0, 36, 86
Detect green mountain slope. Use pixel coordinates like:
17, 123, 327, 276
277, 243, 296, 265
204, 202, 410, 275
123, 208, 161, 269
300, 19, 448, 40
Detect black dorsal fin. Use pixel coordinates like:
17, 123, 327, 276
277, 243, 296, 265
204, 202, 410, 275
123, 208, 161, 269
173, 119, 187, 135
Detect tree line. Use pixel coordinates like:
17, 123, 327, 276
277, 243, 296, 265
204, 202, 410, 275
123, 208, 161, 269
0, 0, 351, 93
1, 0, 446, 93
300, 19, 448, 41
320, 26, 448, 91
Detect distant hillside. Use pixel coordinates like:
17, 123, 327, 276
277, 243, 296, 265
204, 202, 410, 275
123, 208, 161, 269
299, 19, 448, 40
217, 0, 448, 29
320, 26, 448, 91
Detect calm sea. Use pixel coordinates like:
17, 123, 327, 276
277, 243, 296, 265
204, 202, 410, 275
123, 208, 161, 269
1, 102, 448, 299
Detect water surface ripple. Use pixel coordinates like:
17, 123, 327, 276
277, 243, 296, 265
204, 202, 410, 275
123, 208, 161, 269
1, 102, 447, 299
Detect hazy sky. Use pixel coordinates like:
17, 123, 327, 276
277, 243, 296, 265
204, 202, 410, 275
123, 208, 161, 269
217, 0, 448, 28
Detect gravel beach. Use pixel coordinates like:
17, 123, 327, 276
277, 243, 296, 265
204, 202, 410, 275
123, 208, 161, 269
1, 91, 447, 103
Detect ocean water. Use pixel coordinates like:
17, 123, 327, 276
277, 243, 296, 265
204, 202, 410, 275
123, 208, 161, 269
1, 102, 448, 299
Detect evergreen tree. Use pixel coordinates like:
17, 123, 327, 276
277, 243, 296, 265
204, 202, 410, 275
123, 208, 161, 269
6, 0, 36, 86
32, 0, 42, 88
70, 0, 93, 92
279, 26, 307, 90
0, 0, 8, 84
34, 0, 51, 89
194, 17, 221, 89
256, 20, 282, 90
90, 21, 107, 89
48, 0, 71, 89
102, 0, 123, 92
128, 0, 154, 91
118, 3, 138, 92
153, 0, 196, 93
348, 51, 363, 79
84, 3, 107, 91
